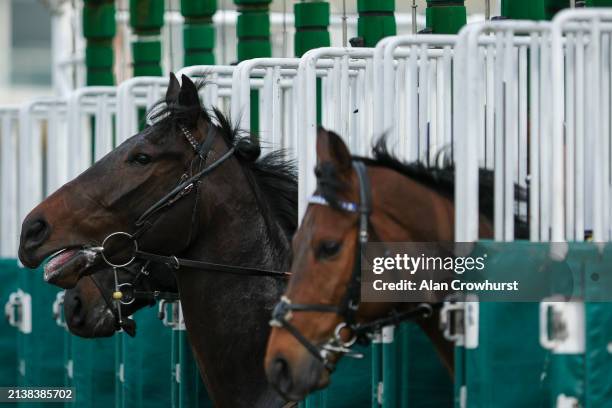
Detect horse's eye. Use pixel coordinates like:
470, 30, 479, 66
316, 240, 342, 260
130, 153, 152, 165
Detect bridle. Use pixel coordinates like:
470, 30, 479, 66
269, 160, 435, 371
86, 121, 289, 332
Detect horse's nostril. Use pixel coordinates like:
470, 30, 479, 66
269, 356, 293, 393
66, 295, 84, 327
23, 218, 50, 249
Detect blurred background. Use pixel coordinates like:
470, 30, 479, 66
0, 0, 497, 104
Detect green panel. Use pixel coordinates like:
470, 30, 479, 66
181, 0, 216, 17
132, 41, 162, 76
501, 0, 569, 20
586, 0, 612, 4
371, 335, 382, 407
237, 40, 272, 61
425, 6, 467, 35
357, 15, 397, 48
398, 324, 453, 407
357, 0, 395, 12
0, 260, 18, 386
129, 0, 165, 32
234, 0, 271, 5
172, 329, 213, 407
132, 41, 162, 63
82, 2, 116, 38
119, 307, 172, 407
295, 2, 330, 28
184, 24, 215, 50
85, 44, 114, 68
295, 31, 330, 58
301, 345, 372, 407
16, 265, 65, 408
294, 2, 330, 57
584, 302, 612, 406
184, 52, 215, 66
464, 303, 549, 407
86, 70, 114, 86
69, 337, 116, 407
237, 12, 270, 38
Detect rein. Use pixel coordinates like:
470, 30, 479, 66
89, 123, 288, 332
270, 160, 435, 371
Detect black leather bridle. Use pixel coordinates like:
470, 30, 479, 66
269, 160, 434, 371
88, 122, 288, 332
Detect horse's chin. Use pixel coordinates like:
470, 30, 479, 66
44, 248, 99, 289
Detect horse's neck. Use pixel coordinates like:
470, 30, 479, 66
368, 169, 456, 375
176, 170, 288, 408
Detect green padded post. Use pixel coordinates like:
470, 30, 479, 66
425, 0, 467, 34
83, 0, 116, 85
295, 1, 330, 125
585, 0, 612, 5
501, 0, 569, 20
234, 0, 272, 135
357, 0, 397, 48
129, 0, 164, 77
181, 0, 216, 66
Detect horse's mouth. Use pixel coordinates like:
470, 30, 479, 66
44, 247, 99, 289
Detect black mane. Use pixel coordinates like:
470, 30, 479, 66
145, 79, 298, 240
318, 137, 528, 239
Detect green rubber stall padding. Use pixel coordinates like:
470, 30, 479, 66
295, 2, 329, 28
181, 0, 216, 17
295, 31, 330, 58
83, 3, 116, 38
234, 0, 272, 6
547, 243, 612, 406
0, 259, 18, 386
68, 337, 116, 407
425, 6, 467, 35
129, 0, 164, 32
16, 265, 66, 408
86, 70, 114, 86
85, 43, 114, 69
184, 52, 215, 66
357, 0, 395, 13
184, 24, 215, 50
501, 0, 569, 20
172, 329, 213, 407
132, 41, 162, 77
462, 302, 550, 407
132, 41, 162, 63
118, 306, 172, 407
237, 12, 270, 38
300, 345, 372, 407
238, 40, 272, 61
357, 15, 397, 48
396, 324, 452, 407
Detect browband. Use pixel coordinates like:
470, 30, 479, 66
308, 195, 359, 213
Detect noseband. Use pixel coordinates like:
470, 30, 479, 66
270, 160, 434, 371
88, 123, 288, 332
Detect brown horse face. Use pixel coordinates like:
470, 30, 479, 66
63, 263, 176, 338
18, 73, 205, 289
266, 129, 359, 400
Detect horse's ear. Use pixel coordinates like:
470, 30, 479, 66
178, 74, 201, 109
165, 73, 180, 105
316, 127, 351, 171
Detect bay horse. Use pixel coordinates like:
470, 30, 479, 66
18, 73, 296, 408
264, 128, 527, 401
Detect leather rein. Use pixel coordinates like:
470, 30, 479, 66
269, 160, 436, 371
